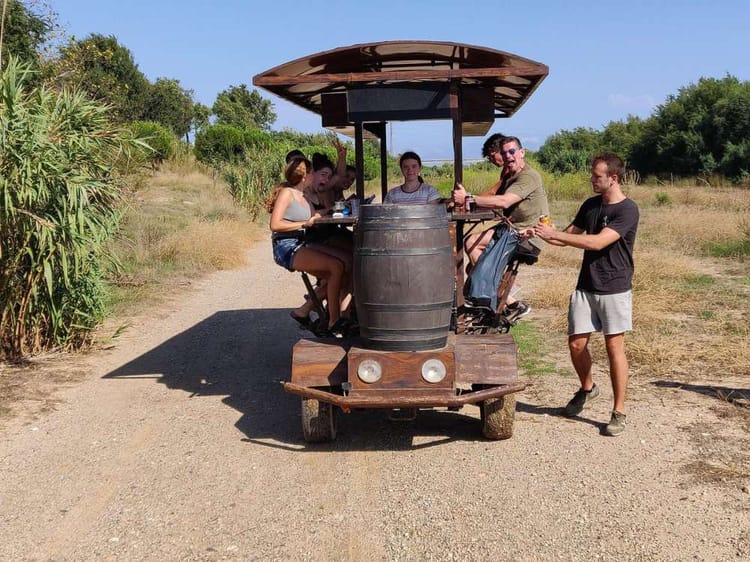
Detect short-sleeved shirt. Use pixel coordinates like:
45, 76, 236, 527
497, 165, 549, 227
384, 183, 441, 204
572, 195, 640, 294
495, 165, 549, 249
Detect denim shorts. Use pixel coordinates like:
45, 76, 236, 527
272, 237, 305, 271
568, 289, 632, 336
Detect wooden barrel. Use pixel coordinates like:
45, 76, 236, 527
354, 204, 453, 351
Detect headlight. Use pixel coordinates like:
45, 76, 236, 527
357, 359, 382, 384
421, 359, 447, 383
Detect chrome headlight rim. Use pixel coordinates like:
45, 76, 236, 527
357, 359, 382, 384
421, 358, 447, 383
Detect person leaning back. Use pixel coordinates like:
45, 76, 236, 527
534, 152, 639, 437
453, 135, 549, 318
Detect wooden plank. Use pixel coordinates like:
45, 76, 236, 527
254, 65, 548, 86
347, 348, 454, 389
454, 333, 518, 385
355, 122, 364, 201
346, 388, 455, 405
291, 338, 349, 387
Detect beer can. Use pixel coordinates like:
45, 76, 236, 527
539, 214, 552, 226
466, 195, 476, 213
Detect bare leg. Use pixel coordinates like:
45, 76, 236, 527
604, 332, 629, 413
464, 229, 494, 266
293, 283, 326, 318
309, 242, 353, 313
568, 333, 594, 391
292, 248, 345, 328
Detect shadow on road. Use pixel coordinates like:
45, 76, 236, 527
652, 380, 750, 408
104, 308, 487, 451
516, 401, 603, 430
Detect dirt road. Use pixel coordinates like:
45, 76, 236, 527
1, 239, 748, 561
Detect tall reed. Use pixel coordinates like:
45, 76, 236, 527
0, 58, 135, 358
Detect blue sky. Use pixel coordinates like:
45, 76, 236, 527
55, 0, 749, 161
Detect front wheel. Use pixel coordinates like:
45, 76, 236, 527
480, 393, 516, 440
301, 397, 337, 443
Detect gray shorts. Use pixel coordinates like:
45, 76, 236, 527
568, 289, 632, 336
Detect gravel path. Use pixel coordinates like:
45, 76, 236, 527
1, 238, 748, 561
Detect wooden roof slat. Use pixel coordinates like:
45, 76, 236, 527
254, 65, 547, 87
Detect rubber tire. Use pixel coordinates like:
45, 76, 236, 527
480, 393, 516, 440
301, 397, 337, 443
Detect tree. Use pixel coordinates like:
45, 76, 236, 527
212, 84, 276, 130
190, 102, 210, 139
537, 127, 602, 174
600, 115, 645, 162
55, 34, 150, 123
143, 77, 194, 139
0, 0, 55, 68
631, 75, 750, 182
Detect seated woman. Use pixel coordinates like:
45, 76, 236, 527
265, 157, 349, 337
307, 145, 355, 255
383, 151, 441, 204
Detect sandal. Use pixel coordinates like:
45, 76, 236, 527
328, 318, 359, 339
289, 311, 312, 329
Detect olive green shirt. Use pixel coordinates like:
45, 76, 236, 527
497, 164, 549, 249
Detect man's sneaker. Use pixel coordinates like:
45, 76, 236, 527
504, 300, 531, 320
604, 410, 626, 436
563, 384, 600, 417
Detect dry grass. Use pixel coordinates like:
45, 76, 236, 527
106, 161, 262, 313
166, 219, 256, 270
531, 184, 750, 380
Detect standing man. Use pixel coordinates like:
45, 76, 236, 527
534, 152, 639, 436
454, 135, 549, 318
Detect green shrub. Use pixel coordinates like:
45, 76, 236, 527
195, 124, 246, 164
243, 128, 273, 150
0, 58, 134, 358
654, 192, 672, 206
130, 120, 177, 166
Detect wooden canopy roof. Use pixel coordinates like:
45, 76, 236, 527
252, 40, 548, 136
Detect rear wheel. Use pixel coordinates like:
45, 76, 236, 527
301, 397, 337, 443
480, 393, 516, 440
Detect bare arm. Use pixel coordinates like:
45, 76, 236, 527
333, 137, 347, 177
534, 222, 621, 250
474, 190, 523, 210
477, 177, 502, 197
453, 182, 523, 210
325, 137, 348, 192
453, 181, 522, 210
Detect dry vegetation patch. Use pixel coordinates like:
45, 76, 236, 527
531, 184, 750, 380
108, 163, 263, 312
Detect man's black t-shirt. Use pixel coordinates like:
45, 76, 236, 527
572, 195, 639, 294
